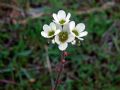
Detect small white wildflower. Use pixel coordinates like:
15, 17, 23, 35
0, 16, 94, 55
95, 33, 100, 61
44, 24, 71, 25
71, 40, 76, 45
41, 22, 60, 38
69, 21, 88, 40
52, 39, 55, 44
41, 10, 88, 51
55, 24, 75, 51
53, 10, 71, 25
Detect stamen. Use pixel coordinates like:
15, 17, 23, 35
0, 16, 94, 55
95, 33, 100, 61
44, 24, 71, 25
59, 31, 68, 43
48, 31, 55, 36
72, 30, 79, 36
59, 19, 65, 24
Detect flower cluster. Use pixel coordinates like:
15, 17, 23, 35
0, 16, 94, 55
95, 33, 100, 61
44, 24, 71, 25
41, 10, 88, 51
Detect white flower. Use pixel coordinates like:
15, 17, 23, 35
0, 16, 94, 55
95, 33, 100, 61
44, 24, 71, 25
53, 10, 71, 25
41, 10, 88, 51
55, 24, 75, 51
41, 22, 60, 38
52, 39, 55, 44
69, 21, 88, 40
71, 40, 76, 45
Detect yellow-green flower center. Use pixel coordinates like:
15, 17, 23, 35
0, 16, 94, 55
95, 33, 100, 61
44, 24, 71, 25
59, 19, 65, 24
72, 29, 79, 36
48, 30, 55, 36
59, 31, 68, 43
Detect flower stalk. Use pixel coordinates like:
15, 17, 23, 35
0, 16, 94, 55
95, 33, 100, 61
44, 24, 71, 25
41, 10, 88, 90
53, 51, 66, 90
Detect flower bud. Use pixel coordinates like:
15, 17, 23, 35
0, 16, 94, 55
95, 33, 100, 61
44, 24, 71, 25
64, 52, 69, 56
61, 59, 66, 64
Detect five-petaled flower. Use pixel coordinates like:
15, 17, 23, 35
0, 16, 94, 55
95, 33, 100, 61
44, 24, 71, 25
53, 10, 71, 25
41, 10, 88, 51
55, 24, 75, 51
41, 22, 60, 38
69, 21, 88, 41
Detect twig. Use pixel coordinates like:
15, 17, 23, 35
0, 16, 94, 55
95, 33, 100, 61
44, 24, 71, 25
44, 45, 55, 89
18, 12, 44, 24
0, 3, 23, 12
76, 2, 115, 15
0, 80, 16, 84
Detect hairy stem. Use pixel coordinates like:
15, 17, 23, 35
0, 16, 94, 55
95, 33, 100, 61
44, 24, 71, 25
53, 51, 65, 90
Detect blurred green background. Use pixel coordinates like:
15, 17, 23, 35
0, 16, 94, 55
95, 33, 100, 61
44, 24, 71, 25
0, 0, 120, 90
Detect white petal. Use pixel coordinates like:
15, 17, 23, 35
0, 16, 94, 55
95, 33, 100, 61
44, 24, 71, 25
47, 36, 54, 38
66, 13, 71, 22
43, 24, 51, 32
55, 23, 62, 30
55, 29, 60, 35
53, 13, 59, 23
78, 37, 84, 40
71, 40, 76, 45
50, 22, 56, 30
57, 10, 66, 20
69, 21, 75, 31
55, 35, 60, 44
41, 31, 48, 38
58, 43, 68, 51
63, 24, 70, 32
79, 31, 88, 37
67, 34, 75, 42
70, 31, 76, 37
76, 23, 85, 32
53, 20, 59, 25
